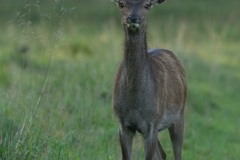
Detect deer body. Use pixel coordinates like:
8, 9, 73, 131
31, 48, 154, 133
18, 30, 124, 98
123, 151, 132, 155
112, 0, 187, 159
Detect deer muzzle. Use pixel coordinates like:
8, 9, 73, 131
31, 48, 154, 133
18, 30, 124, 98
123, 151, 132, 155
126, 14, 141, 31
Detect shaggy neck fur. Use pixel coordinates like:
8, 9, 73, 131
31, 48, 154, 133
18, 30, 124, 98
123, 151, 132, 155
123, 26, 148, 91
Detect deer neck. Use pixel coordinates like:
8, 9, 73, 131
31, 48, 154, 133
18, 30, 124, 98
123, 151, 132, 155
123, 27, 148, 90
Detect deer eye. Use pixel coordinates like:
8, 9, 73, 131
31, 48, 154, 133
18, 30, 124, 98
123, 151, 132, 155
117, 2, 124, 9
144, 3, 153, 10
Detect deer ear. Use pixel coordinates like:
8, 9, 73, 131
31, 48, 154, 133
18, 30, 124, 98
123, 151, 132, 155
157, 0, 165, 4
151, 0, 165, 4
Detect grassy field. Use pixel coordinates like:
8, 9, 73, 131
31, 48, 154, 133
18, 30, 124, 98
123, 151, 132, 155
0, 0, 240, 159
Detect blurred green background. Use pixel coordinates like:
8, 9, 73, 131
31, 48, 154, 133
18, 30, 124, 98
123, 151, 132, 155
0, 0, 240, 159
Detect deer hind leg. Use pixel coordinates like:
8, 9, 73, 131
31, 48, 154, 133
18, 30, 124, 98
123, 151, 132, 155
168, 112, 184, 160
154, 140, 166, 160
119, 127, 134, 160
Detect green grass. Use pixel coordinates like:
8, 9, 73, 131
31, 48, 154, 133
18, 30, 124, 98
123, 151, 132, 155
0, 0, 240, 159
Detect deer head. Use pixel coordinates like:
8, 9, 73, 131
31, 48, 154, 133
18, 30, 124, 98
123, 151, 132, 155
112, 0, 166, 32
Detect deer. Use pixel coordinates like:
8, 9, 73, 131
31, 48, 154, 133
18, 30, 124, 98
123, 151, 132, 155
111, 0, 187, 160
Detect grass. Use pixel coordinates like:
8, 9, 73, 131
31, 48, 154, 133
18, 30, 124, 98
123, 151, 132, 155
0, 0, 240, 159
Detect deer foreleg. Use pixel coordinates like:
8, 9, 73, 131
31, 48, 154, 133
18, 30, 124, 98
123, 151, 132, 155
119, 127, 134, 160
143, 124, 159, 160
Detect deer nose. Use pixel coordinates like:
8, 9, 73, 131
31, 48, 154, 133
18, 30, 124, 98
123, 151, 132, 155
126, 14, 141, 25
